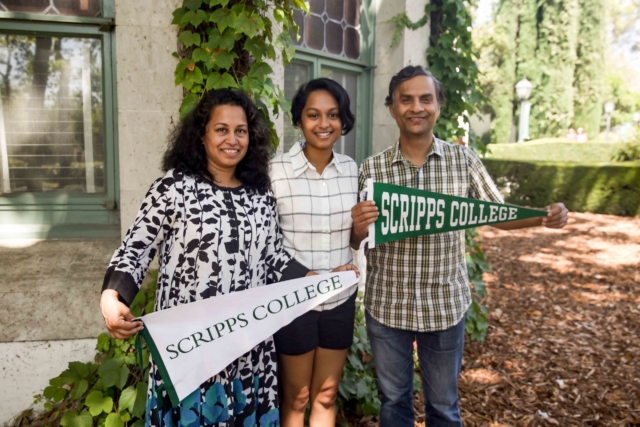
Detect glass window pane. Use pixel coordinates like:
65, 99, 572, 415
344, 27, 360, 59
295, 0, 360, 60
0, 0, 102, 17
320, 68, 357, 160
282, 62, 310, 153
305, 14, 325, 51
325, 21, 343, 55
0, 35, 104, 195
326, 0, 344, 21
345, 0, 360, 26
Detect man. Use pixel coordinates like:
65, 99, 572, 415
350, 66, 568, 427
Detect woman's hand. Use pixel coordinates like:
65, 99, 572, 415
332, 263, 360, 277
100, 290, 144, 339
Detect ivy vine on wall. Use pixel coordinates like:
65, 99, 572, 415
390, 0, 486, 142
172, 0, 306, 146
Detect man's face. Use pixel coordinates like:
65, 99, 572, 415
388, 75, 440, 138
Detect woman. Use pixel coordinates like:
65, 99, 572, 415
269, 78, 359, 426
100, 89, 356, 426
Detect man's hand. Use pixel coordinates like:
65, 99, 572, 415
100, 290, 144, 339
332, 263, 360, 277
542, 202, 569, 229
350, 200, 379, 247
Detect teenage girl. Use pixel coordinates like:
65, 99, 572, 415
269, 78, 359, 426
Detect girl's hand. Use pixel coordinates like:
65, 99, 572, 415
332, 263, 360, 277
100, 290, 144, 339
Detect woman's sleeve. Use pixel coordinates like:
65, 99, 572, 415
264, 193, 310, 284
101, 173, 178, 306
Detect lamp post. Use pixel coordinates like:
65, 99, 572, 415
604, 102, 615, 141
515, 78, 533, 143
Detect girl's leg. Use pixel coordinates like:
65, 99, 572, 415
308, 347, 349, 426
278, 350, 315, 427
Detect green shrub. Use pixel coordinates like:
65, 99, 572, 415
484, 159, 640, 216
611, 129, 640, 161
486, 139, 627, 163
16, 277, 157, 427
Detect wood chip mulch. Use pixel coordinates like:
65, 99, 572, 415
358, 212, 640, 427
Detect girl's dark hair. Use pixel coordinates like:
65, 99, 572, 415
384, 65, 446, 107
290, 77, 355, 135
162, 89, 273, 192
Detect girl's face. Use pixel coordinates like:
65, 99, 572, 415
202, 105, 250, 177
299, 90, 342, 151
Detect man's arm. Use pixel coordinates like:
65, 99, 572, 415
492, 202, 569, 230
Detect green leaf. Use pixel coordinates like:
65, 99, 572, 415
175, 58, 194, 80
97, 358, 129, 389
85, 390, 113, 416
171, 8, 187, 25
219, 28, 240, 50
214, 51, 238, 69
205, 72, 238, 90
179, 10, 196, 28
60, 410, 92, 427
275, 32, 295, 63
131, 421, 145, 427
105, 412, 124, 427
236, 12, 263, 37
43, 385, 59, 400
53, 387, 68, 403
190, 9, 208, 27
118, 386, 136, 413
178, 30, 201, 48
180, 93, 201, 120
248, 62, 272, 80
244, 38, 266, 59
70, 379, 88, 400
183, 0, 203, 11
209, 8, 237, 34
132, 382, 148, 417
97, 333, 111, 352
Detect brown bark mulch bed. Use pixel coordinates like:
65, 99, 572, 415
358, 212, 640, 427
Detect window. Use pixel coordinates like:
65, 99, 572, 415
0, 1, 117, 239
284, 0, 373, 163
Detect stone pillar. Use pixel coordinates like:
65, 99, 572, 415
371, 0, 430, 155
115, 0, 184, 237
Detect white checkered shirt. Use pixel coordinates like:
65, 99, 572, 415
359, 138, 504, 331
270, 141, 359, 311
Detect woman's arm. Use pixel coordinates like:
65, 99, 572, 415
100, 173, 178, 338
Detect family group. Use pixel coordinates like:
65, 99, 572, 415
100, 65, 569, 427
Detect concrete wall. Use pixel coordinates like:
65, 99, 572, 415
371, 0, 430, 155
0, 1, 182, 423
115, 0, 183, 237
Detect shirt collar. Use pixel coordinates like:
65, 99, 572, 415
288, 140, 343, 177
391, 137, 445, 166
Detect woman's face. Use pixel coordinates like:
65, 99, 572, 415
202, 105, 250, 177
299, 90, 342, 151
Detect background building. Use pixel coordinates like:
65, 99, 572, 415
0, 0, 430, 422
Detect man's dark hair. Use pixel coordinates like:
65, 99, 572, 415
162, 89, 273, 192
384, 66, 446, 107
290, 77, 356, 135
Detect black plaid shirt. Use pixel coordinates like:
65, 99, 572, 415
358, 138, 503, 331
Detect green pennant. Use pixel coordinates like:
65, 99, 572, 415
370, 181, 547, 246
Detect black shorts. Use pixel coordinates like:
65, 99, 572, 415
274, 291, 357, 356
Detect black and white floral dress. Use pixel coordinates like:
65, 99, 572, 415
102, 169, 308, 427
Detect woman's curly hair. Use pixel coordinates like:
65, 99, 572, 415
162, 89, 273, 192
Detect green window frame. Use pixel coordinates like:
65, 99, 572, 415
0, 1, 119, 239
285, 0, 375, 164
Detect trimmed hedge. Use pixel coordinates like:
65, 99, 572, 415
483, 159, 640, 216
486, 139, 626, 163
